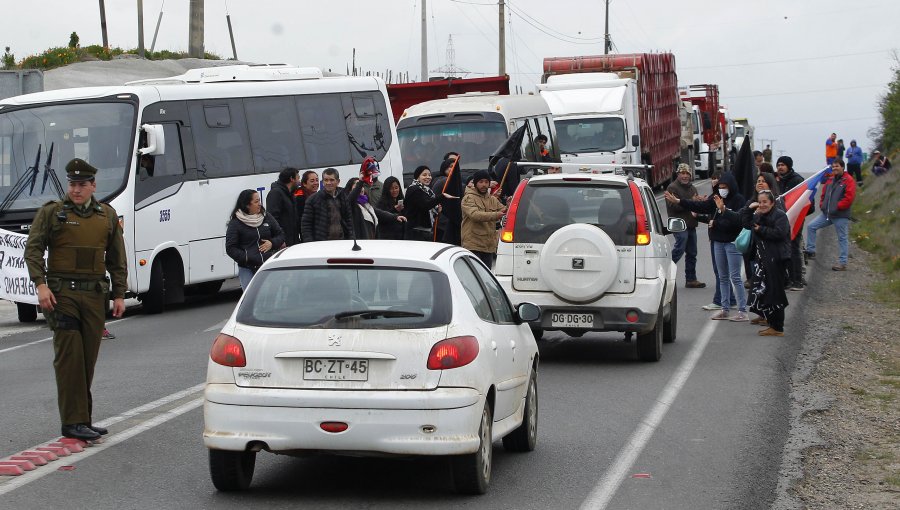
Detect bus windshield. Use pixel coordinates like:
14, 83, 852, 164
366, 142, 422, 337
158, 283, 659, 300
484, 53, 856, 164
397, 121, 508, 183
0, 102, 135, 211
554, 117, 625, 154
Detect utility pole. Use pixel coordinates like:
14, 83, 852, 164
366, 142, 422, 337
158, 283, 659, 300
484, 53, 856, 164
150, 6, 164, 54
188, 0, 204, 59
99, 0, 109, 50
226, 13, 238, 60
421, 0, 427, 81
137, 0, 145, 58
604, 0, 611, 54
499, 0, 506, 75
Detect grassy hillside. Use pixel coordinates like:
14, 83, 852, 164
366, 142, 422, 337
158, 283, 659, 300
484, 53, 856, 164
852, 156, 900, 304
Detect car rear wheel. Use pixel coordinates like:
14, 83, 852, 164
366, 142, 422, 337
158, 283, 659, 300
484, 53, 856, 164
503, 370, 538, 452
637, 304, 663, 362
452, 402, 493, 494
209, 449, 256, 491
17, 302, 38, 323
663, 288, 677, 344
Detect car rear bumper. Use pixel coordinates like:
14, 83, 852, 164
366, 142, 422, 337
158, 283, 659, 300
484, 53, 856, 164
203, 384, 484, 455
497, 275, 663, 332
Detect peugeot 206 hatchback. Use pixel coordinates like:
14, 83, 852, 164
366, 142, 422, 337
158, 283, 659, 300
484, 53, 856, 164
494, 174, 686, 362
203, 240, 541, 494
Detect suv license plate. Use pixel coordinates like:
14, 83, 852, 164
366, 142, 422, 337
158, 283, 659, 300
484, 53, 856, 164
303, 359, 369, 381
550, 313, 594, 328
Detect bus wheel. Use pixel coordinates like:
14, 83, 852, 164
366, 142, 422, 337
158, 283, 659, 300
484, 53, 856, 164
141, 259, 166, 314
17, 302, 38, 323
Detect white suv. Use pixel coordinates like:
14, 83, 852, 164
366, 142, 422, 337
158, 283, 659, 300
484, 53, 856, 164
494, 174, 686, 362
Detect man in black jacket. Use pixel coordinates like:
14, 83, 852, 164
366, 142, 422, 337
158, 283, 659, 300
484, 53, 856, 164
775, 156, 806, 290
266, 167, 300, 246
301, 168, 354, 242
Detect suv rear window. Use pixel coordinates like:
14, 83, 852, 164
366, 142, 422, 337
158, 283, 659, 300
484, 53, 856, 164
237, 267, 452, 329
513, 182, 636, 245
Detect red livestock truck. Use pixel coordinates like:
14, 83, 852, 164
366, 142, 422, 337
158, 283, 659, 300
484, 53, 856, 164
679, 84, 722, 178
541, 53, 681, 188
386, 75, 510, 123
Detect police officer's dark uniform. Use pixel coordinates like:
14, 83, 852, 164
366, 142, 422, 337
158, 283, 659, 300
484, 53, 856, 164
24, 158, 127, 441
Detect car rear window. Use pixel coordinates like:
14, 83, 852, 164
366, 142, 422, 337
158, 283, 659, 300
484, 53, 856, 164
513, 182, 636, 245
236, 267, 452, 329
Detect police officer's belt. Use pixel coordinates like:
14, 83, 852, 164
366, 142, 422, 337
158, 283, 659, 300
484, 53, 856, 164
46, 276, 105, 292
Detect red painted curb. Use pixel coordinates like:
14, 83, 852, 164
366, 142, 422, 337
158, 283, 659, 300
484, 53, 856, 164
50, 441, 84, 453
58, 437, 92, 448
23, 450, 57, 462
0, 460, 36, 471
11, 454, 48, 466
0, 465, 25, 476
36, 446, 71, 457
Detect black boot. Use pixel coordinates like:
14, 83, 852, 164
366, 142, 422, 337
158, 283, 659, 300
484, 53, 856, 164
61, 423, 101, 441
87, 424, 108, 435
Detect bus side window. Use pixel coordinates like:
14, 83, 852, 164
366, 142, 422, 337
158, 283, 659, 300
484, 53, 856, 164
341, 92, 391, 163
188, 100, 254, 178
296, 94, 352, 167
245, 97, 306, 173
135, 124, 186, 204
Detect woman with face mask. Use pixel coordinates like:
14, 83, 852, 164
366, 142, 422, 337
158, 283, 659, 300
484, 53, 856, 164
738, 190, 791, 336
665, 172, 748, 321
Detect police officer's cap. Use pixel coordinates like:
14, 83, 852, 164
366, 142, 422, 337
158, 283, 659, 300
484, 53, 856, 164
65, 158, 98, 182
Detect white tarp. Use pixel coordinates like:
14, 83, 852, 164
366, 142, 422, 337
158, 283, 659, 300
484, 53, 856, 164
0, 228, 38, 305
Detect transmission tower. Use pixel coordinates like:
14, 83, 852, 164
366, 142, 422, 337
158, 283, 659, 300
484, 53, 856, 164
431, 35, 469, 79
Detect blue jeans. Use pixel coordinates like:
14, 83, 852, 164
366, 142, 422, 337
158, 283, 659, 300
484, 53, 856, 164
710, 241, 737, 307
672, 227, 698, 281
806, 215, 850, 265
712, 240, 746, 312
238, 266, 256, 290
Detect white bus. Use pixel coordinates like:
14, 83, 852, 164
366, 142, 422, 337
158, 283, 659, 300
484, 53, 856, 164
396, 92, 559, 183
0, 65, 403, 319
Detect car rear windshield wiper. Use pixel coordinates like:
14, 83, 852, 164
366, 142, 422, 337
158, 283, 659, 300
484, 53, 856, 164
334, 309, 425, 320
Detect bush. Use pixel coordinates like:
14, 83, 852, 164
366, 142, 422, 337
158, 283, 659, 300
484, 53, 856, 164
16, 40, 223, 70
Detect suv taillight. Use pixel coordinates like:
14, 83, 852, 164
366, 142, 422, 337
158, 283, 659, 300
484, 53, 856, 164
427, 336, 479, 370
499, 180, 528, 243
210, 333, 247, 367
628, 181, 651, 245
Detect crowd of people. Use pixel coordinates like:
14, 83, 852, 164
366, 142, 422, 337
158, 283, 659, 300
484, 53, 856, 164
225, 153, 517, 290
664, 143, 863, 337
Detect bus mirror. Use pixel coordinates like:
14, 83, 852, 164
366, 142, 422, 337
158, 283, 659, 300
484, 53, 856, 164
631, 134, 640, 147
139, 124, 166, 156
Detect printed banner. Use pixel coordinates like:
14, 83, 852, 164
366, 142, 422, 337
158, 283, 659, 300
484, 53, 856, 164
0, 228, 39, 305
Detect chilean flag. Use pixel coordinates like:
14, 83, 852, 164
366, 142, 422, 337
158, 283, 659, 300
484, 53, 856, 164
780, 166, 830, 240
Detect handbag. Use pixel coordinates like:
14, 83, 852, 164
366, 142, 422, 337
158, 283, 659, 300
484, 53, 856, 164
733, 228, 752, 254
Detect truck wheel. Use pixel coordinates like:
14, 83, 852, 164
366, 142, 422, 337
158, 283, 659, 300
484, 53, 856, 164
17, 302, 38, 323
141, 259, 166, 314
708, 153, 716, 176
637, 304, 663, 362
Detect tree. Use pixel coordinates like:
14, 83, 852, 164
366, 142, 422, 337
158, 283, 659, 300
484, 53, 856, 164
2, 46, 15, 70
870, 51, 900, 152
69, 32, 80, 49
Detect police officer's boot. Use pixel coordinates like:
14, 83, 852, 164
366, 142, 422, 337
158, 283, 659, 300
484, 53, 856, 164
61, 423, 101, 441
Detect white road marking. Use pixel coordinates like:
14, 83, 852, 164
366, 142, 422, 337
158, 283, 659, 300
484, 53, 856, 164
0, 383, 205, 496
579, 320, 719, 510
0, 316, 134, 355
203, 319, 227, 333
0, 325, 45, 339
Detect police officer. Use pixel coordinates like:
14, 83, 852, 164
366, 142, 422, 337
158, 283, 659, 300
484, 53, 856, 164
24, 158, 127, 441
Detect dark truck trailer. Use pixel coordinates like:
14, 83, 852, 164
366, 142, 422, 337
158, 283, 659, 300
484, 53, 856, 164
386, 75, 510, 123
542, 53, 681, 188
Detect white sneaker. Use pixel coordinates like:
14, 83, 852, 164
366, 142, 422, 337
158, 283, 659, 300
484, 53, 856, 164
710, 310, 730, 320
729, 312, 749, 322
701, 303, 723, 311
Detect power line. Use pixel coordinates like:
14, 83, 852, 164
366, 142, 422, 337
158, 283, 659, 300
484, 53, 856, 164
505, 1, 605, 41
503, 2, 606, 45
755, 116, 878, 128
680, 49, 892, 70
723, 83, 885, 100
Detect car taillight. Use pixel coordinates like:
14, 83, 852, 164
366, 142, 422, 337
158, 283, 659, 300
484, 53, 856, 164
499, 180, 528, 243
427, 336, 479, 370
210, 333, 247, 367
628, 181, 651, 245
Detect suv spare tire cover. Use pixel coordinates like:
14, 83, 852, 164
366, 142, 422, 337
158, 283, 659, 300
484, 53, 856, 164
538, 223, 619, 302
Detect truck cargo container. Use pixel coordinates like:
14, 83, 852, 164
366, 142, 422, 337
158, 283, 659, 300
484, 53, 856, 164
386, 75, 510, 123
680, 84, 721, 178
542, 53, 681, 188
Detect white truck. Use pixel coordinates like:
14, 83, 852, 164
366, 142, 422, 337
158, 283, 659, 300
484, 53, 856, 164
537, 73, 641, 170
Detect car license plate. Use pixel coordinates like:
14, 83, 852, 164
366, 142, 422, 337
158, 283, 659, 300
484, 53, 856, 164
303, 359, 369, 381
550, 313, 594, 328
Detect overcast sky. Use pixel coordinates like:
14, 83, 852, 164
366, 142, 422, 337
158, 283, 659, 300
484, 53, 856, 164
3, 0, 898, 172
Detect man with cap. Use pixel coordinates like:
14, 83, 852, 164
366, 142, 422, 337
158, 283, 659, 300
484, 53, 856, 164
24, 158, 127, 441
775, 155, 807, 290
461, 169, 507, 268
805, 158, 856, 271
844, 140, 863, 184
872, 150, 892, 176
666, 163, 706, 288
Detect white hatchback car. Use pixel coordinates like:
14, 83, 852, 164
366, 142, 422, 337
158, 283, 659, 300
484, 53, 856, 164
494, 174, 685, 362
203, 240, 541, 494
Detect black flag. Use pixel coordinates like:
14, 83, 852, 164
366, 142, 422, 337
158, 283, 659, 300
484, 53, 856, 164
489, 124, 528, 201
435, 156, 463, 244
732, 136, 757, 200
489, 124, 527, 168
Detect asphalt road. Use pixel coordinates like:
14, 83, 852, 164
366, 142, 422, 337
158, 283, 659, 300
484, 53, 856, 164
0, 187, 812, 509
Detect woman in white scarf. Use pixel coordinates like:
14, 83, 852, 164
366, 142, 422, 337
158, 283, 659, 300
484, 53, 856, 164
404, 166, 457, 240
225, 189, 285, 290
